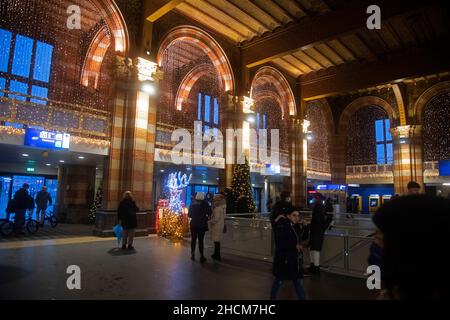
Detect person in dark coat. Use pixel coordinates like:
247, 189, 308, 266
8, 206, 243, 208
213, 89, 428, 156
308, 193, 328, 275
12, 183, 30, 235
188, 192, 212, 262
35, 186, 52, 226
223, 187, 236, 214
373, 195, 450, 299
118, 191, 139, 250
270, 191, 293, 226
271, 210, 306, 300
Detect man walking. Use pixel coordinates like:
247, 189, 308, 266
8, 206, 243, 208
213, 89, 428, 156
35, 186, 52, 227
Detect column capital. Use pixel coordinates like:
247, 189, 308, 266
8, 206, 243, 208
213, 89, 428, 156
391, 125, 422, 139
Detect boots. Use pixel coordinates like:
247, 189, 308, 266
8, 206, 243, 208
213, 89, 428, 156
211, 242, 221, 261
307, 263, 320, 275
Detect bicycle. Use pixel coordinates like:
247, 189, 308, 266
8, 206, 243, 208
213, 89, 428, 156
0, 211, 39, 237
42, 210, 58, 228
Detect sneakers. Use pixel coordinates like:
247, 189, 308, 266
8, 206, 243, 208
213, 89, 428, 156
191, 254, 195, 261
307, 263, 321, 275
128, 245, 134, 250
200, 256, 207, 263
122, 245, 127, 250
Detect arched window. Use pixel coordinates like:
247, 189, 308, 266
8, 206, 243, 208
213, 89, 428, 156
423, 92, 450, 161
347, 105, 392, 165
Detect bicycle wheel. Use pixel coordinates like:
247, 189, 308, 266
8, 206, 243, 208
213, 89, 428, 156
26, 220, 39, 234
0, 221, 14, 237
49, 215, 58, 228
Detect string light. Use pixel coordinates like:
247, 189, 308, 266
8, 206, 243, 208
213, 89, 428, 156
423, 92, 450, 161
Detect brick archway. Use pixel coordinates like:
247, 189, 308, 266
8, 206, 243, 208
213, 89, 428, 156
81, 26, 111, 89
157, 26, 235, 94
413, 81, 450, 124
91, 0, 129, 55
338, 96, 397, 135
250, 66, 297, 119
175, 64, 220, 111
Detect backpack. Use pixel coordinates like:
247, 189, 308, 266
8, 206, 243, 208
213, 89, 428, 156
6, 199, 15, 214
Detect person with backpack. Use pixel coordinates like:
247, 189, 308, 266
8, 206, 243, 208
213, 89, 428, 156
35, 186, 52, 227
12, 183, 30, 235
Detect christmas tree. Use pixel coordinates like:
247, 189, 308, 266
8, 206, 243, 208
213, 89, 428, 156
88, 186, 103, 224
231, 157, 256, 213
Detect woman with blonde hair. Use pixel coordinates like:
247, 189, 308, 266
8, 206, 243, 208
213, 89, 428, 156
118, 191, 139, 250
210, 193, 227, 261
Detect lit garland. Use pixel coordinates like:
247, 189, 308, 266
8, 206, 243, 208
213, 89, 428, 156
157, 208, 188, 241
167, 171, 192, 214
0, 125, 110, 147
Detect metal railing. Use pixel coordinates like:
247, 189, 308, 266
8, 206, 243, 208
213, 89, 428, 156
214, 212, 375, 278
0, 90, 110, 139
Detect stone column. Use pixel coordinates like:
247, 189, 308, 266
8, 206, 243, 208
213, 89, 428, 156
391, 125, 424, 195
329, 133, 347, 184
95, 56, 161, 236
289, 117, 307, 207
218, 94, 236, 192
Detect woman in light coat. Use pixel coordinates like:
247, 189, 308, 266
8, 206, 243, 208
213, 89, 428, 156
210, 193, 226, 261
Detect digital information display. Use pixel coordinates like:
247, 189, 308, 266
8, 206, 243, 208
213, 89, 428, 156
439, 160, 450, 176
24, 128, 70, 150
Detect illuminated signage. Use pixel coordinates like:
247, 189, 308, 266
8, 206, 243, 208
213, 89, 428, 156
316, 185, 347, 191
24, 128, 70, 150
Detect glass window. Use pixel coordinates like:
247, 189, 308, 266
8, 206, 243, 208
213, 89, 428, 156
213, 98, 219, 125
385, 119, 392, 141
33, 41, 53, 83
204, 95, 210, 123
262, 114, 266, 129
256, 113, 260, 129
11, 34, 34, 78
31, 85, 48, 105
376, 144, 386, 164
0, 77, 5, 97
386, 143, 393, 164
197, 93, 202, 120
9, 80, 28, 100
375, 119, 384, 142
0, 29, 12, 72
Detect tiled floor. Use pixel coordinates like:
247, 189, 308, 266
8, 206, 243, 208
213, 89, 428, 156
0, 232, 375, 300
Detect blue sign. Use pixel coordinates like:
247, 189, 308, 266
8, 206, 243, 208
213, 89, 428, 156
439, 160, 450, 176
316, 184, 347, 191
24, 128, 70, 150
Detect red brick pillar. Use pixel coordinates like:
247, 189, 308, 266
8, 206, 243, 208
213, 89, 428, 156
392, 125, 424, 195
218, 94, 236, 192
289, 117, 307, 207
329, 133, 347, 184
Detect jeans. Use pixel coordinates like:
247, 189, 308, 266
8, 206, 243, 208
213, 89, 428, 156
14, 209, 26, 233
270, 278, 306, 300
36, 207, 47, 223
191, 229, 205, 257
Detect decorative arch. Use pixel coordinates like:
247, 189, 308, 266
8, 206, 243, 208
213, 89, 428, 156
338, 96, 397, 134
413, 80, 450, 124
250, 66, 297, 118
156, 26, 235, 93
91, 0, 130, 55
81, 26, 111, 89
175, 64, 220, 111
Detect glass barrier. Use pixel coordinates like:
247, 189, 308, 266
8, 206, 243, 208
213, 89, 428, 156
207, 215, 374, 278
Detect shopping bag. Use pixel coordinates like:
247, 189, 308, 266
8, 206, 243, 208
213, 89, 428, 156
113, 224, 123, 247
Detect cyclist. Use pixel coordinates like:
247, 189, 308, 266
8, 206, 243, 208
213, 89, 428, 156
35, 186, 52, 227
13, 183, 30, 235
